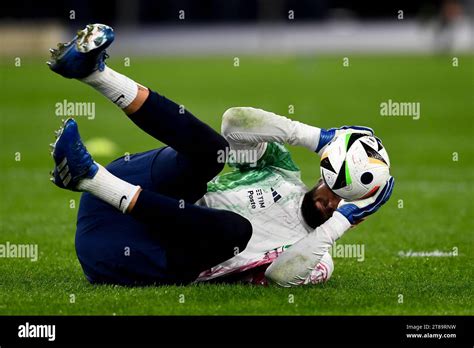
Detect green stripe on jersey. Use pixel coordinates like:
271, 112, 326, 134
207, 142, 300, 193
207, 168, 274, 192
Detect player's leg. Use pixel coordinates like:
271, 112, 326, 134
48, 23, 227, 201
83, 82, 225, 201
51, 118, 251, 284
81, 72, 226, 168
128, 189, 252, 280
48, 24, 250, 283
76, 187, 252, 285
78, 177, 252, 281
75, 209, 171, 285
80, 68, 227, 171
118, 90, 227, 202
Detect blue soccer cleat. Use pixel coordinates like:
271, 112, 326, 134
47, 23, 114, 79
50, 118, 98, 191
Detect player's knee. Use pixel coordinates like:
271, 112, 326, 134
214, 136, 229, 172
201, 127, 228, 175
238, 216, 253, 250
226, 212, 252, 252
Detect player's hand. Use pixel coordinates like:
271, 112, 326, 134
316, 125, 374, 155
336, 176, 394, 225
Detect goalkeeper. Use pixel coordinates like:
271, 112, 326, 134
48, 24, 394, 287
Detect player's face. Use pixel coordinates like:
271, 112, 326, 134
313, 180, 342, 221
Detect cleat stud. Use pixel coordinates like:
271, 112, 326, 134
46, 61, 52, 66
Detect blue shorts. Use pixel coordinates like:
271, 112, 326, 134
74, 90, 252, 286
76, 146, 210, 285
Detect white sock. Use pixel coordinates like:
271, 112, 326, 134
77, 164, 141, 213
80, 66, 139, 109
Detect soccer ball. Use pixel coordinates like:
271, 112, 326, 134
320, 134, 390, 201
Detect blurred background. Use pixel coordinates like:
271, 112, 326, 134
1, 0, 472, 56
0, 0, 473, 315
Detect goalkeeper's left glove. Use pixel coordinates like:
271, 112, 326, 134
316, 125, 374, 156
337, 176, 395, 225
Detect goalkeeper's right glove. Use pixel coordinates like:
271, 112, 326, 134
336, 176, 395, 225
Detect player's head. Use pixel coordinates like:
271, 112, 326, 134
301, 178, 342, 228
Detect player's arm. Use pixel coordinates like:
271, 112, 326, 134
221, 107, 374, 164
265, 177, 394, 287
221, 107, 321, 164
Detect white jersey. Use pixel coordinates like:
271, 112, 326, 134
194, 107, 349, 285
196, 142, 313, 282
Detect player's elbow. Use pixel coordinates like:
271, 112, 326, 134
264, 269, 292, 287
221, 107, 246, 137
264, 262, 293, 287
265, 252, 335, 287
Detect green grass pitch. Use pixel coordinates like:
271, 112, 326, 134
0, 55, 472, 315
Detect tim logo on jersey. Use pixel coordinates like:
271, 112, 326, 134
247, 187, 281, 210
